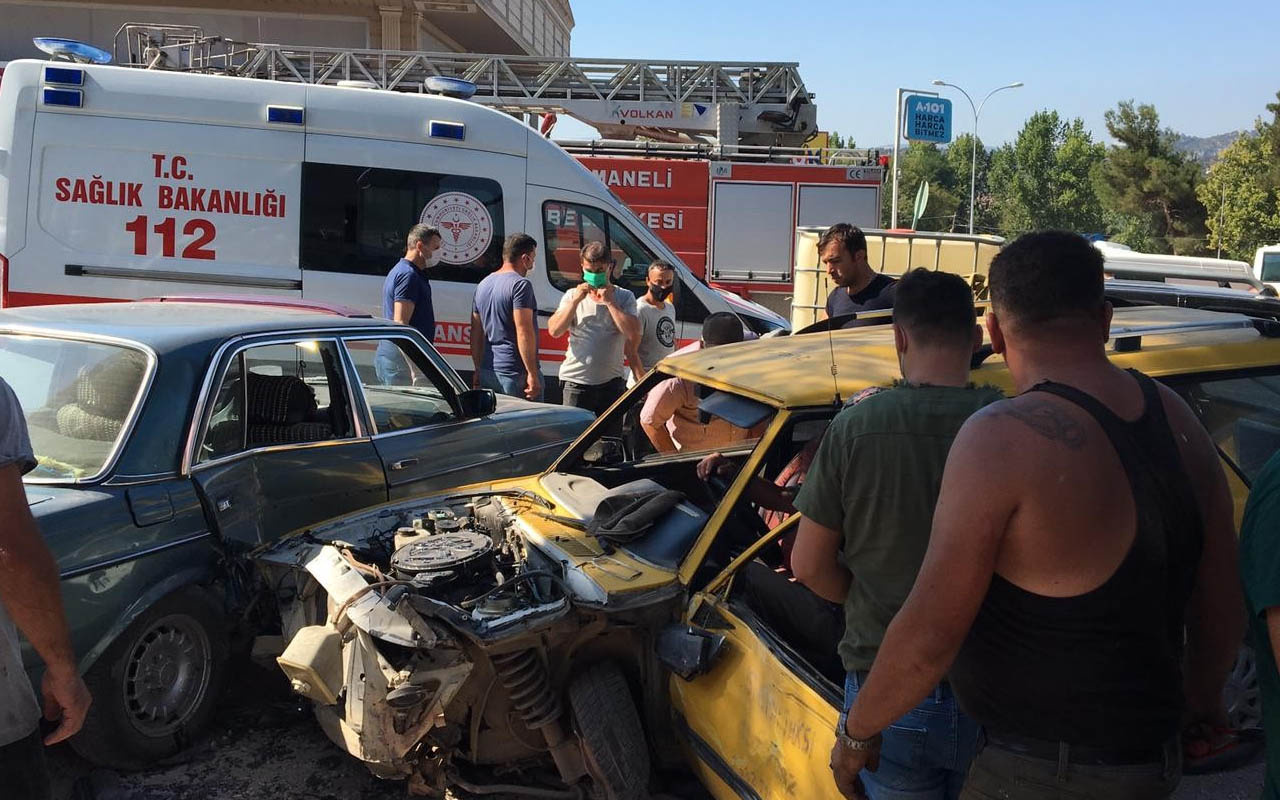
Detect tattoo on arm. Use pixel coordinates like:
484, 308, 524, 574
1000, 399, 1086, 450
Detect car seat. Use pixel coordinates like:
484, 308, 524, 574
245, 373, 333, 447
55, 353, 147, 442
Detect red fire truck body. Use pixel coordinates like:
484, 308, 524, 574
575, 154, 882, 315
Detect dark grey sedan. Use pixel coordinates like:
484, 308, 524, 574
2, 298, 591, 768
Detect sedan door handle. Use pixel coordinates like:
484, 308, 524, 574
390, 458, 419, 471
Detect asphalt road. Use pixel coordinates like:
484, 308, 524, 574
45, 662, 1266, 800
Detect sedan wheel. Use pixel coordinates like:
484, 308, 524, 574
121, 613, 214, 737
72, 587, 228, 769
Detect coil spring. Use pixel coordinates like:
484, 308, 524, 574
491, 648, 562, 730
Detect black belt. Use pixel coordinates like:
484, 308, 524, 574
983, 730, 1173, 767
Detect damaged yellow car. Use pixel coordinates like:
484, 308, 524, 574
254, 298, 1280, 799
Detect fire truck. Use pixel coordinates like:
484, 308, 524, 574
565, 142, 882, 316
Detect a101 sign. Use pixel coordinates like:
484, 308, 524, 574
904, 95, 953, 144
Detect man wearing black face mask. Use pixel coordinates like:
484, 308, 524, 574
627, 260, 677, 385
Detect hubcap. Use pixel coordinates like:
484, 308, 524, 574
121, 614, 212, 738
1224, 644, 1261, 730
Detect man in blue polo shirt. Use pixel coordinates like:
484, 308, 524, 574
377, 224, 443, 384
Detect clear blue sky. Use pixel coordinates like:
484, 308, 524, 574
565, 0, 1279, 148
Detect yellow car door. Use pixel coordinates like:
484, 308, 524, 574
668, 519, 846, 800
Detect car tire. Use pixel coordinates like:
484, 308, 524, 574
70, 586, 228, 769
568, 661, 651, 800
1225, 642, 1262, 730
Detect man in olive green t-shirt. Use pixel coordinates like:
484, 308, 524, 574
791, 269, 1002, 800
1240, 449, 1280, 800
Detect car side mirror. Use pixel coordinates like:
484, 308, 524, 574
656, 623, 726, 681
459, 388, 497, 418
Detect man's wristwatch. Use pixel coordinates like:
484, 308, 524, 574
836, 728, 882, 752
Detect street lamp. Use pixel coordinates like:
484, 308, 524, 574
931, 79, 1023, 235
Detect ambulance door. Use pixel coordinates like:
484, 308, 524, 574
299, 135, 524, 377
25, 108, 303, 303
527, 187, 714, 366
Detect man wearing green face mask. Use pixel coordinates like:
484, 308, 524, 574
548, 241, 642, 415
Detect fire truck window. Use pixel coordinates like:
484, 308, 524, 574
300, 163, 504, 284
542, 201, 658, 300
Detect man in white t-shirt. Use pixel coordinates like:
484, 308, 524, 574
547, 241, 641, 415
626, 260, 677, 386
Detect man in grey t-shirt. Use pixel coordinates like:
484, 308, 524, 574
0, 377, 92, 799
547, 241, 641, 415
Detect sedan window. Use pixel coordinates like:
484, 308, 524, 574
0, 334, 148, 481
343, 337, 458, 434
197, 340, 354, 462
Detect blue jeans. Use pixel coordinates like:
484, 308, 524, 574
839, 671, 980, 800
480, 368, 541, 401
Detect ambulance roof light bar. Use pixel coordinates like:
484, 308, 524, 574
33, 37, 112, 64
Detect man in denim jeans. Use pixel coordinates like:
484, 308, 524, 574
791, 269, 1001, 800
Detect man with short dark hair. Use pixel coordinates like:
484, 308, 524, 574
471, 233, 542, 400
820, 223, 896, 326
791, 268, 999, 800
640, 312, 754, 453
834, 231, 1243, 800
627, 260, 677, 383
547, 241, 641, 414
0, 377, 92, 800
378, 223, 443, 384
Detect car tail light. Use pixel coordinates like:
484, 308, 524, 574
0, 252, 8, 308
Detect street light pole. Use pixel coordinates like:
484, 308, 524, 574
931, 79, 1023, 235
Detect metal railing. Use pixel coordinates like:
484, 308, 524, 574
113, 23, 811, 108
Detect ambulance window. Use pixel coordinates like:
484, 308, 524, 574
301, 164, 504, 284
542, 201, 657, 299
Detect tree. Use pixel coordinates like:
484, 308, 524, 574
944, 133, 995, 232
1198, 117, 1280, 261
987, 111, 1106, 235
1094, 100, 1208, 254
881, 140, 965, 231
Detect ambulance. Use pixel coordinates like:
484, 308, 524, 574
0, 56, 788, 381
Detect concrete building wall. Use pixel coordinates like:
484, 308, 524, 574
0, 0, 574, 64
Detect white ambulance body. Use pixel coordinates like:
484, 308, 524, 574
0, 59, 786, 379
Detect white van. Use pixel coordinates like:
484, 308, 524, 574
1255, 244, 1280, 294
0, 59, 787, 382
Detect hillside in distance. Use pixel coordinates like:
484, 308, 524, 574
1173, 130, 1252, 165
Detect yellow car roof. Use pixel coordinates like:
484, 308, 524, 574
658, 306, 1280, 409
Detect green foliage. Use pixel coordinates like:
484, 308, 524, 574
945, 133, 997, 232
986, 111, 1106, 235
1094, 101, 1207, 254
1198, 118, 1280, 261
883, 141, 964, 231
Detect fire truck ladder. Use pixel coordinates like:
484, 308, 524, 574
114, 23, 817, 147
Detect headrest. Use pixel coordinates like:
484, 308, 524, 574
246, 374, 316, 425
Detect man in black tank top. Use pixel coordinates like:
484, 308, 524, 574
830, 231, 1245, 800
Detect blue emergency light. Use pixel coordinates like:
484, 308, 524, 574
429, 120, 466, 141
32, 38, 112, 64
43, 66, 84, 86
42, 88, 83, 108
267, 106, 305, 125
